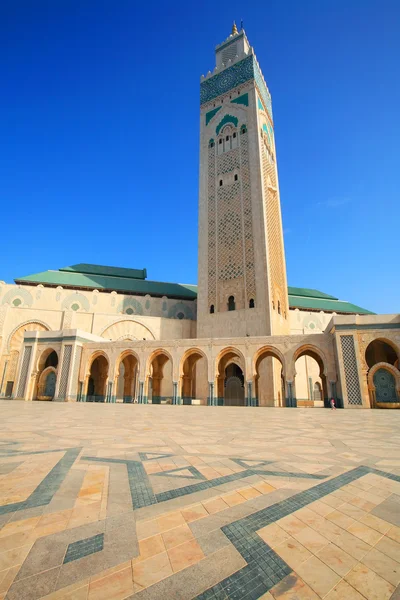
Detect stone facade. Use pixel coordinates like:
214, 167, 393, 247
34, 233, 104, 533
1, 27, 399, 409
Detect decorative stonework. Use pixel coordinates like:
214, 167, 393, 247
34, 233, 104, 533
341, 335, 363, 405
62, 293, 90, 312
2, 287, 33, 308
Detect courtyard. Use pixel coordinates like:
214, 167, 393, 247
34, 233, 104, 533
0, 402, 399, 600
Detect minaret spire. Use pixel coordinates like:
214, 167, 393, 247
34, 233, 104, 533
231, 21, 238, 35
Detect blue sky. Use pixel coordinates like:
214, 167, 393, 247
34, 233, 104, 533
1, 0, 399, 314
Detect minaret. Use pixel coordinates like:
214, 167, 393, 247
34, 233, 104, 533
197, 26, 289, 338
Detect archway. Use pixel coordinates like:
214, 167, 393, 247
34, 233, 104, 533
148, 350, 173, 404
366, 339, 399, 369
294, 346, 328, 407
116, 352, 139, 403
87, 354, 109, 402
254, 347, 285, 407
1, 321, 50, 397
216, 348, 245, 406
366, 340, 400, 408
368, 364, 400, 408
180, 349, 208, 405
36, 348, 59, 400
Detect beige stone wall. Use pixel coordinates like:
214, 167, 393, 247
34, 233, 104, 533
0, 281, 196, 396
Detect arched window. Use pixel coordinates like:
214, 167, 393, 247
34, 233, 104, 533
240, 125, 247, 134
313, 382, 322, 401
249, 299, 255, 308
209, 139, 214, 148
278, 301, 281, 315
210, 304, 214, 314
228, 296, 235, 311
234, 174, 238, 181
219, 138, 222, 144
219, 179, 223, 186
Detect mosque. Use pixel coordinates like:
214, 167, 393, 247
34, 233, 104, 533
0, 25, 399, 408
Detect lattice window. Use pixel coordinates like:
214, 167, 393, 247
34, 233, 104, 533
340, 335, 362, 405
58, 345, 72, 399
207, 127, 256, 309
240, 132, 256, 302
207, 144, 217, 307
16, 346, 32, 398
261, 141, 287, 316
217, 147, 243, 288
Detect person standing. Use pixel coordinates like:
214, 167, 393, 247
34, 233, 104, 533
330, 398, 336, 410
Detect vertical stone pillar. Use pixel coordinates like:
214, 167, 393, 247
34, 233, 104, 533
208, 382, 214, 406
54, 344, 73, 402
15, 345, 34, 399
138, 381, 144, 404
246, 381, 253, 406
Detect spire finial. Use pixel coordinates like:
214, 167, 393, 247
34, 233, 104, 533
232, 21, 238, 35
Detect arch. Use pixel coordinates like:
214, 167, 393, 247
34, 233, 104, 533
314, 382, 323, 401
253, 346, 286, 378
216, 114, 238, 135
147, 349, 173, 405
115, 350, 140, 403
253, 346, 286, 407
86, 353, 109, 403
100, 319, 155, 341
293, 344, 328, 376
37, 367, 57, 400
179, 348, 208, 405
179, 348, 208, 377
293, 344, 328, 407
7, 320, 51, 352
37, 348, 58, 372
367, 363, 400, 409
365, 338, 400, 369
216, 346, 246, 376
216, 346, 246, 406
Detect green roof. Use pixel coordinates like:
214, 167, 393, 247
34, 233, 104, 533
288, 294, 373, 315
287, 286, 337, 301
60, 264, 147, 280
15, 265, 197, 300
14, 264, 374, 313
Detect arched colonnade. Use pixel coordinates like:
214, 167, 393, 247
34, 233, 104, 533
76, 339, 338, 406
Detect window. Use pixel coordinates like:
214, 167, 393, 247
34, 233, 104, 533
126, 308, 134, 315
219, 138, 222, 144
278, 301, 281, 315
228, 296, 235, 311
249, 298, 255, 308
233, 132, 236, 138
219, 180, 223, 186
71, 303, 80, 311
210, 304, 214, 314
226, 135, 229, 141
12, 298, 22, 307
241, 125, 247, 134
209, 139, 214, 148
234, 174, 238, 181
177, 312, 185, 320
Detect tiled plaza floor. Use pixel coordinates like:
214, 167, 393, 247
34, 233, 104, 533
0, 402, 400, 600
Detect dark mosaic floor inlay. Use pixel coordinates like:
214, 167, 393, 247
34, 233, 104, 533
63, 533, 105, 564
0, 447, 81, 516
195, 466, 400, 600
82, 455, 327, 509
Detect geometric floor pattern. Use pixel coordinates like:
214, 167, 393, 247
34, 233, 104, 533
0, 403, 400, 600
